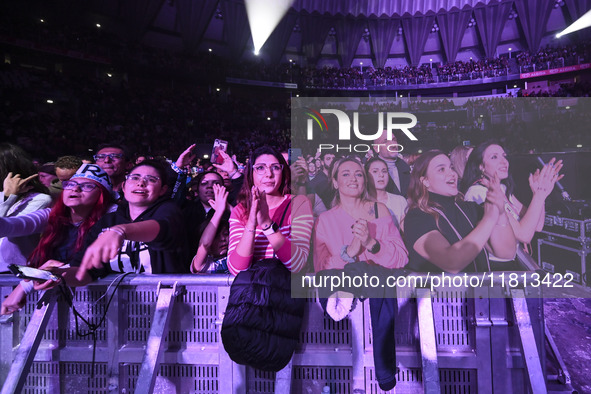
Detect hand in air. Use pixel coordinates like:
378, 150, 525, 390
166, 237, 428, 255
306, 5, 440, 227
529, 158, 564, 199
3, 172, 39, 196
208, 184, 228, 212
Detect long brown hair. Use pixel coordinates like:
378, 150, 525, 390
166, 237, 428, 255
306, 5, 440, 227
236, 146, 291, 220
406, 150, 462, 227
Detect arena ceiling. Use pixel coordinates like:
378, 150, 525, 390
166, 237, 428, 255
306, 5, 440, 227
86, 0, 589, 67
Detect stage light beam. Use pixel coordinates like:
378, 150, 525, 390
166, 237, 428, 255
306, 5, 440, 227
244, 0, 295, 55
556, 9, 591, 37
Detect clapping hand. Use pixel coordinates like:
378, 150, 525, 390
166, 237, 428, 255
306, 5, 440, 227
481, 173, 504, 218
351, 219, 373, 247
529, 158, 564, 199
254, 188, 271, 227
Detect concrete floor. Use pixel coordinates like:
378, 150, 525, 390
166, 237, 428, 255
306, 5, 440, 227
545, 296, 591, 394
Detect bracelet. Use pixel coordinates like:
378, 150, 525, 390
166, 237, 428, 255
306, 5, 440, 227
340, 245, 357, 263
171, 162, 188, 175
229, 170, 238, 178
102, 226, 127, 239
245, 227, 256, 233
20, 279, 35, 295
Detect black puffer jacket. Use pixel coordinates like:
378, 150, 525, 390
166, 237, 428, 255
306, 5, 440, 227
221, 258, 305, 372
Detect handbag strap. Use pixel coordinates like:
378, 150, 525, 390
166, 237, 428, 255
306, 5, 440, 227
272, 197, 292, 259
432, 203, 491, 272
278, 197, 292, 227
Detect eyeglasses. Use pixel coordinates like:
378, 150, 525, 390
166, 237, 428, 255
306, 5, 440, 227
253, 164, 283, 175
62, 181, 98, 192
126, 174, 160, 184
94, 153, 124, 162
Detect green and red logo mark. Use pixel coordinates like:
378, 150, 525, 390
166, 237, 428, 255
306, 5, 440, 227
304, 108, 328, 133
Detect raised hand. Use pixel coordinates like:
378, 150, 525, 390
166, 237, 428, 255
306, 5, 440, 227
212, 150, 237, 175
3, 172, 39, 196
529, 158, 564, 199
175, 144, 197, 169
208, 184, 228, 212
291, 156, 308, 184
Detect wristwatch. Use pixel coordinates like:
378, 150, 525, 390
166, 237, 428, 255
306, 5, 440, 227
368, 240, 381, 254
262, 222, 280, 236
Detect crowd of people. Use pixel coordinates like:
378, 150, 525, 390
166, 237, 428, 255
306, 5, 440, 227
3, 9, 591, 91
517, 42, 591, 72
435, 57, 509, 80
0, 10, 584, 389
0, 132, 565, 315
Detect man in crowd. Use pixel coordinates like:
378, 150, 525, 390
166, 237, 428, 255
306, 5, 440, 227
55, 156, 83, 183
308, 152, 335, 208
93, 143, 133, 198
372, 132, 410, 197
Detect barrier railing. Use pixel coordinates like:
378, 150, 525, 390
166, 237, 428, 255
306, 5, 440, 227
0, 274, 574, 393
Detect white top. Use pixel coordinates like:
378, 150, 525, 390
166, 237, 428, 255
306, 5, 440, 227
384, 192, 408, 230
0, 192, 53, 271
464, 184, 519, 262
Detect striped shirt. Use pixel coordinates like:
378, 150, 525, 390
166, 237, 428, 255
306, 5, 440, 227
227, 194, 313, 275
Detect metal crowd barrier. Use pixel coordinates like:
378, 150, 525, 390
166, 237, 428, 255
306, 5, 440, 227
0, 274, 574, 393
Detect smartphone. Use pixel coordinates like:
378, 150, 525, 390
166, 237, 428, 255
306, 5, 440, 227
8, 264, 60, 282
211, 139, 228, 165
288, 148, 302, 165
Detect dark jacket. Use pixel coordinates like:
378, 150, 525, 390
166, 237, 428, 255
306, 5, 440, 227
221, 259, 305, 372
73, 198, 190, 276
385, 158, 411, 197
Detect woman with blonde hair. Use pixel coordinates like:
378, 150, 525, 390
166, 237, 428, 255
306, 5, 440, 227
449, 145, 473, 180
314, 156, 407, 272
